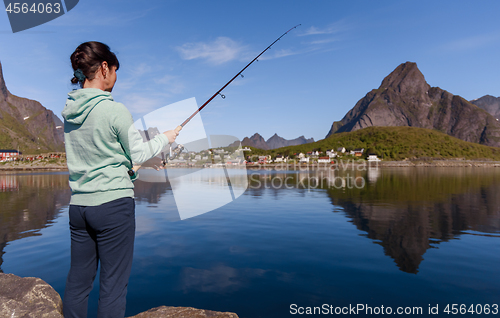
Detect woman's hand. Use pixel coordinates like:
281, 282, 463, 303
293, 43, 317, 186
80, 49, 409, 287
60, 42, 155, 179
163, 126, 183, 144
132, 164, 141, 173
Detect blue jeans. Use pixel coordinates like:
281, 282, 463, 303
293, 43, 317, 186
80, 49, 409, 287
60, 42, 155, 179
63, 197, 135, 318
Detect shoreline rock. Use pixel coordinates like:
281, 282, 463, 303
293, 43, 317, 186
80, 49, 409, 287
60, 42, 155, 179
0, 273, 239, 318
127, 306, 239, 318
0, 273, 63, 318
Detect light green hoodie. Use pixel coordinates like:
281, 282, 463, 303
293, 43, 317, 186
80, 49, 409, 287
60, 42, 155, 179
62, 88, 169, 206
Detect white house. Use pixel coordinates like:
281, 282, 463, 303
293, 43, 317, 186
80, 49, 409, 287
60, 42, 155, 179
367, 154, 381, 161
300, 157, 310, 163
326, 150, 337, 158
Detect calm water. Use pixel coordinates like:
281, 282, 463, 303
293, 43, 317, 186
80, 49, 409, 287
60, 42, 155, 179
0, 167, 499, 317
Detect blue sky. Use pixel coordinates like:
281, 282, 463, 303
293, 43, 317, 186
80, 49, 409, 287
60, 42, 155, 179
1, 0, 499, 142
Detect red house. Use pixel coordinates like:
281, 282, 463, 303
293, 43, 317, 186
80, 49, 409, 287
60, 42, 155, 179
0, 150, 21, 161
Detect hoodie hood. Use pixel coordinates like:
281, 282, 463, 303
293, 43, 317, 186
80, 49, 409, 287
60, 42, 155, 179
62, 88, 114, 124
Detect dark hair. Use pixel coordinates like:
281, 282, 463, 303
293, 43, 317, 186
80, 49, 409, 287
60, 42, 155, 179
70, 41, 119, 86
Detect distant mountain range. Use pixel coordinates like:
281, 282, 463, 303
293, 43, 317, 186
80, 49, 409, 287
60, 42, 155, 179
326, 62, 500, 148
3, 57, 500, 155
0, 61, 64, 153
471, 95, 500, 120
241, 133, 314, 150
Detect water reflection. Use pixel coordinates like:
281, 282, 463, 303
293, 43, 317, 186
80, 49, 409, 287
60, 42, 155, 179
133, 178, 171, 204
0, 172, 71, 272
180, 264, 293, 294
2, 168, 500, 277
246, 167, 500, 273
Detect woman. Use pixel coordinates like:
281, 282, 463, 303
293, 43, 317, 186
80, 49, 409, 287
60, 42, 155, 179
62, 41, 180, 318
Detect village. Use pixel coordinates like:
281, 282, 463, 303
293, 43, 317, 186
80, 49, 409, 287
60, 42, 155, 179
0, 146, 383, 167
244, 147, 381, 165
0, 150, 65, 162
160, 146, 383, 167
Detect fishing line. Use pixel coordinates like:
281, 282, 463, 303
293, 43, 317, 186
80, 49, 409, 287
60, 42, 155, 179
178, 24, 301, 129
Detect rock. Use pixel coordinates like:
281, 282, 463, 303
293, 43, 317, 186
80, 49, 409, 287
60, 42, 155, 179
127, 306, 239, 318
0, 273, 63, 318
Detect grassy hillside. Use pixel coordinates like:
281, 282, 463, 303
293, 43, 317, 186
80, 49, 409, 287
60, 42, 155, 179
247, 126, 500, 160
0, 107, 61, 154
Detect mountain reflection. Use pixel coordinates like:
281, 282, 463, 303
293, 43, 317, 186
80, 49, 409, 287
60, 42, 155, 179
0, 172, 175, 272
0, 173, 71, 272
133, 178, 171, 204
247, 167, 500, 274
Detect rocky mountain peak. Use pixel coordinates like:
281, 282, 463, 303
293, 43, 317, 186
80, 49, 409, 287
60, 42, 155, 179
242, 133, 270, 150
267, 133, 281, 141
326, 61, 500, 148
379, 61, 430, 95
250, 133, 265, 140
0, 61, 9, 101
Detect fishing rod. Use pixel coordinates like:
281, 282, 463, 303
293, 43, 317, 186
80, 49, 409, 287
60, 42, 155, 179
179, 24, 301, 129
165, 24, 301, 163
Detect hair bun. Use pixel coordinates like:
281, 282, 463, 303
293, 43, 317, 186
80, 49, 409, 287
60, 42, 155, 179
69, 41, 119, 87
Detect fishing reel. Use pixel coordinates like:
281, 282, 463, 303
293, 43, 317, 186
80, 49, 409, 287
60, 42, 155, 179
162, 144, 184, 166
